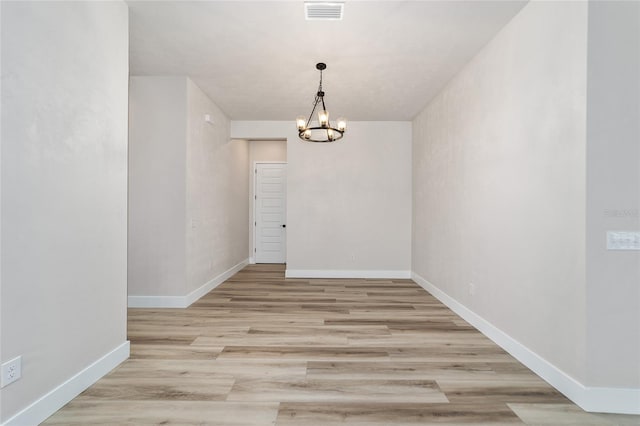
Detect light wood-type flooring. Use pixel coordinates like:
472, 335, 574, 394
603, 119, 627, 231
45, 264, 638, 425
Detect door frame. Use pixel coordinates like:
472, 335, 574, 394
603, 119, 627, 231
251, 161, 287, 264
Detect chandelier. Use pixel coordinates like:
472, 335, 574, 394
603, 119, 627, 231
296, 63, 346, 142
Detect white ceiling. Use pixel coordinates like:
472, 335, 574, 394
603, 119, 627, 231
127, 0, 527, 121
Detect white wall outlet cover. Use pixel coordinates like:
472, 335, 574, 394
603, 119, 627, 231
204, 114, 213, 124
1, 356, 22, 387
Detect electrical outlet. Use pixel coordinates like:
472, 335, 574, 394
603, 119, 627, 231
1, 356, 22, 387
469, 283, 476, 296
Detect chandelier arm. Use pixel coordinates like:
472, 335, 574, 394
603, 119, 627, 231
306, 97, 320, 127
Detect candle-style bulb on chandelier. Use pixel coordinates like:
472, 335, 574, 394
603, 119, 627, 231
296, 63, 346, 142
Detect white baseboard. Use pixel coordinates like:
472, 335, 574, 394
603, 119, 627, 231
2, 341, 130, 426
249, 256, 255, 264
579, 387, 640, 415
184, 259, 249, 306
285, 269, 411, 279
411, 272, 640, 415
128, 259, 248, 308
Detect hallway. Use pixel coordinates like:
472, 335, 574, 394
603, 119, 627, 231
44, 265, 636, 425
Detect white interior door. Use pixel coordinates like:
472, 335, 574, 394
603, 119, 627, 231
255, 163, 286, 263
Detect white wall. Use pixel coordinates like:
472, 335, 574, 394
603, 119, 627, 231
186, 79, 249, 294
288, 122, 412, 277
412, 0, 640, 414
585, 1, 640, 389
128, 77, 187, 296
1, 2, 129, 423
128, 76, 249, 305
412, 0, 588, 390
232, 121, 412, 278
248, 140, 287, 259
249, 140, 287, 164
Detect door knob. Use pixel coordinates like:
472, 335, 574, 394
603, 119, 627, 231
282, 224, 286, 228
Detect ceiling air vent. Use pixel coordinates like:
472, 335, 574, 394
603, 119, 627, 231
305, 2, 344, 21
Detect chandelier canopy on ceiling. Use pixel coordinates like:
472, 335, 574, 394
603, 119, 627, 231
296, 63, 346, 142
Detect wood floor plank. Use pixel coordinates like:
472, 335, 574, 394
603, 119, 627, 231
247, 324, 391, 336
44, 400, 280, 425
218, 345, 392, 361
42, 264, 632, 424
437, 379, 570, 404
275, 402, 523, 425
306, 360, 499, 380
107, 359, 307, 380
347, 333, 497, 347
129, 343, 223, 360
192, 333, 350, 346
76, 376, 235, 401
228, 378, 449, 403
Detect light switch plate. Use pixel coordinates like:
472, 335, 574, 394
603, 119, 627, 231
606, 231, 640, 250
